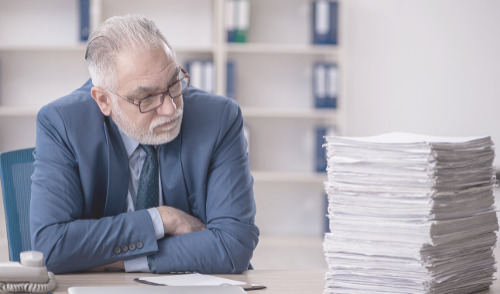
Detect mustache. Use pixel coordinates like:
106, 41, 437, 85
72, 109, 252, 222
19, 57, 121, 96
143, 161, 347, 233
149, 108, 183, 131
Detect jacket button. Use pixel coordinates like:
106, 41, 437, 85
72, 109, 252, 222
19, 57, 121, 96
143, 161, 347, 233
113, 246, 121, 254
121, 244, 129, 253
136, 241, 144, 249
129, 243, 136, 251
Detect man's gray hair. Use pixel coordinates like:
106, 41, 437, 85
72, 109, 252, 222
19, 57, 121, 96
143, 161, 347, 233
85, 14, 176, 90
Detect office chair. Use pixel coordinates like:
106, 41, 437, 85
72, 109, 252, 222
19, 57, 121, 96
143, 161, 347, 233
0, 147, 35, 262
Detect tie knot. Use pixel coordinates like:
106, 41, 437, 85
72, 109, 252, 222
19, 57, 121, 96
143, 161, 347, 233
141, 144, 156, 156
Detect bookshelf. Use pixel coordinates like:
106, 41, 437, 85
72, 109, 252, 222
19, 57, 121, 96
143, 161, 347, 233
0, 0, 341, 236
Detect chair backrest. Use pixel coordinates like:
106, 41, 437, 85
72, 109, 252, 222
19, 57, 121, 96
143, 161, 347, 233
0, 147, 35, 261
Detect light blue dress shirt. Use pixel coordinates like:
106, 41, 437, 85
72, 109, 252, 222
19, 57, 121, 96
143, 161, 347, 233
119, 129, 165, 272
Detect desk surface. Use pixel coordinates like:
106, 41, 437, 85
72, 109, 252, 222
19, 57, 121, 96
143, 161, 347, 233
53, 270, 326, 294
53, 269, 500, 294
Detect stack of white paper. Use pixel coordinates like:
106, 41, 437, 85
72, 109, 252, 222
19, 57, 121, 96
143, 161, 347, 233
323, 132, 498, 294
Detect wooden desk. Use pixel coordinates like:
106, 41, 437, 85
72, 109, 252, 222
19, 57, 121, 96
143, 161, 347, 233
53, 270, 326, 294
53, 268, 500, 294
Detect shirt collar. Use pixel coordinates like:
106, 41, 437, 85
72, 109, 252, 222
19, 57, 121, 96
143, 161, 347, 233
118, 128, 140, 159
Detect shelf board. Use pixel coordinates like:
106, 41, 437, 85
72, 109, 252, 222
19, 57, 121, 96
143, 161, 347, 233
0, 106, 39, 117
0, 44, 215, 54
252, 171, 327, 184
226, 43, 338, 56
0, 43, 337, 56
241, 107, 336, 120
0, 44, 87, 51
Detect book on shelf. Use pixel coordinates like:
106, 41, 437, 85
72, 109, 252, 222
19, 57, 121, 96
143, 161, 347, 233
312, 0, 338, 45
313, 62, 337, 109
226, 0, 250, 43
226, 60, 236, 99
79, 0, 90, 42
315, 126, 337, 173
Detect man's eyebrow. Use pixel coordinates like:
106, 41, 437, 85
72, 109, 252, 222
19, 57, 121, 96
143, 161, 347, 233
129, 67, 180, 98
168, 67, 181, 83
129, 86, 162, 98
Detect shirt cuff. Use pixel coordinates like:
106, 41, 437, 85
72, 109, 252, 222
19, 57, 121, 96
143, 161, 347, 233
124, 257, 150, 272
148, 207, 165, 240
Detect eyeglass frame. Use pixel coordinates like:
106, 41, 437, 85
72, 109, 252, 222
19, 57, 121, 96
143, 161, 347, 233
106, 66, 190, 113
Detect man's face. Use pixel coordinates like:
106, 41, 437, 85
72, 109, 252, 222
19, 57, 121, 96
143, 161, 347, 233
109, 44, 184, 145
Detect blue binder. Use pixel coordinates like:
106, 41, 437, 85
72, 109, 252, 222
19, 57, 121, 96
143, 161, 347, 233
314, 62, 337, 109
312, 0, 338, 45
226, 60, 236, 99
313, 62, 327, 108
79, 0, 90, 42
226, 0, 236, 42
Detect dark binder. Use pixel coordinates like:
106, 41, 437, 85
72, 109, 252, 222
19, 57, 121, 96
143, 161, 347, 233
313, 62, 327, 108
79, 0, 90, 42
226, 0, 236, 42
315, 127, 328, 172
312, 0, 338, 45
326, 63, 338, 108
226, 60, 236, 99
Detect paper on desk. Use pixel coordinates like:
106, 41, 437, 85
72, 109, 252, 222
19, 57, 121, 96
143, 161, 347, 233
136, 273, 248, 287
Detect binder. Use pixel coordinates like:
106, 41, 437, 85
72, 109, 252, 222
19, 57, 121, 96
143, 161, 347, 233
234, 0, 250, 43
226, 60, 236, 99
313, 62, 327, 108
79, 0, 90, 42
312, 0, 338, 45
325, 63, 338, 108
315, 126, 337, 172
227, 0, 250, 43
226, 0, 236, 42
313, 62, 337, 109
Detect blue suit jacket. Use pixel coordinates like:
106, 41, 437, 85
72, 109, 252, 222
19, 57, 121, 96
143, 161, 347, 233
30, 80, 259, 274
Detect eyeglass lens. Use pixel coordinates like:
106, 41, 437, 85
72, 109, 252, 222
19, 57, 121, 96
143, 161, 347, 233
139, 76, 189, 112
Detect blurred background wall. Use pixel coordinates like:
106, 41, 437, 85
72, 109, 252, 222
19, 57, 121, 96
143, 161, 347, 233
341, 0, 500, 166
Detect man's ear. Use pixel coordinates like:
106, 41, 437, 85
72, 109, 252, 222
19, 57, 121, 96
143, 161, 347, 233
91, 87, 112, 116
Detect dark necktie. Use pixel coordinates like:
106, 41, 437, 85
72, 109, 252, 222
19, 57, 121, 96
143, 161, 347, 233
135, 144, 159, 210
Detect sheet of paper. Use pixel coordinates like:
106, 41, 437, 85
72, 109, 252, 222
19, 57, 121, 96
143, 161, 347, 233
137, 273, 248, 287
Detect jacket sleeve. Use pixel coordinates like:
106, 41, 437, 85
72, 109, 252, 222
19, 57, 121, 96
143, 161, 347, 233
30, 104, 159, 274
150, 100, 259, 274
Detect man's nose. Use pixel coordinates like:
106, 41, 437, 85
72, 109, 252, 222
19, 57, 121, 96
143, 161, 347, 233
156, 97, 177, 116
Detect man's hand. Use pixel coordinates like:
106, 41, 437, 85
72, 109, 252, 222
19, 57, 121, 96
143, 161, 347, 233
156, 206, 206, 236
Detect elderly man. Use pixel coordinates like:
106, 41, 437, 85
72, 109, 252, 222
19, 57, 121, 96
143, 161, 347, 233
30, 14, 259, 274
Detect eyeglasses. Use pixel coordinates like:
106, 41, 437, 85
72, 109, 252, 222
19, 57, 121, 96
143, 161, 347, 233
107, 67, 190, 113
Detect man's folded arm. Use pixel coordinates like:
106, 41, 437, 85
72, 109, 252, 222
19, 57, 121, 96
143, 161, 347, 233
30, 106, 158, 274
148, 100, 259, 274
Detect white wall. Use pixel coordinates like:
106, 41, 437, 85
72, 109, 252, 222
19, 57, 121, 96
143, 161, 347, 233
341, 0, 500, 165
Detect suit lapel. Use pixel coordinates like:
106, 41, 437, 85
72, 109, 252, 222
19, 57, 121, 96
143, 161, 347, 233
159, 134, 190, 214
103, 118, 129, 216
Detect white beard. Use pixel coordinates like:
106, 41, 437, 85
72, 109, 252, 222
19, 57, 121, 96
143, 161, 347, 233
110, 97, 183, 145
